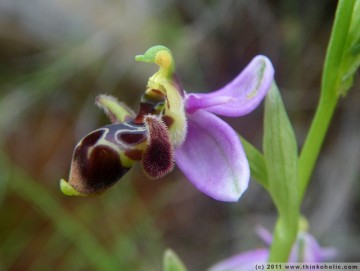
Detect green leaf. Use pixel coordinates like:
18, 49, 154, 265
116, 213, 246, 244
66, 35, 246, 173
350, 1, 360, 49
263, 83, 299, 219
263, 83, 299, 261
351, 40, 360, 55
321, 0, 359, 98
163, 249, 187, 271
299, 0, 359, 200
240, 136, 268, 190
343, 0, 360, 91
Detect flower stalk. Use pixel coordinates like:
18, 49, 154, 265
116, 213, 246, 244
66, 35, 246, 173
299, 0, 358, 201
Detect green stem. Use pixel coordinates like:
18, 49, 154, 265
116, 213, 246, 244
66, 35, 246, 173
268, 218, 297, 262
298, 0, 355, 201
298, 97, 337, 199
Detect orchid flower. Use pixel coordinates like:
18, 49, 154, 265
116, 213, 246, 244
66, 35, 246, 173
208, 226, 336, 271
60, 45, 274, 201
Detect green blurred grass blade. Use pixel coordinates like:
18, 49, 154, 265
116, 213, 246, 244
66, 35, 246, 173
1, 152, 119, 271
0, 212, 41, 270
28, 230, 71, 271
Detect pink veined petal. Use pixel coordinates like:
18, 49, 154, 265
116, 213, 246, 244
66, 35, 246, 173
208, 249, 269, 271
185, 55, 274, 117
175, 110, 250, 202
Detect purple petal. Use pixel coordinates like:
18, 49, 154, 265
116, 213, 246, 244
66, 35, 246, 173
208, 249, 269, 271
255, 225, 273, 246
289, 232, 337, 262
185, 55, 274, 117
175, 110, 250, 201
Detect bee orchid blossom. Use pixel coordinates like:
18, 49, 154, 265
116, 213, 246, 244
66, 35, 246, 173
60, 45, 274, 201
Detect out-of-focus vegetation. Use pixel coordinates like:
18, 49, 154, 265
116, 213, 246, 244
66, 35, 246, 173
0, 0, 359, 270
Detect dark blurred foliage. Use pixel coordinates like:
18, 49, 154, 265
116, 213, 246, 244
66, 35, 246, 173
0, 0, 359, 270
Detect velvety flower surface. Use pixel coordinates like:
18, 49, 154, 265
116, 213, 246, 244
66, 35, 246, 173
60, 45, 274, 201
208, 227, 336, 271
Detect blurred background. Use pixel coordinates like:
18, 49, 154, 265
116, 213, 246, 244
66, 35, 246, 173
0, 0, 359, 270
